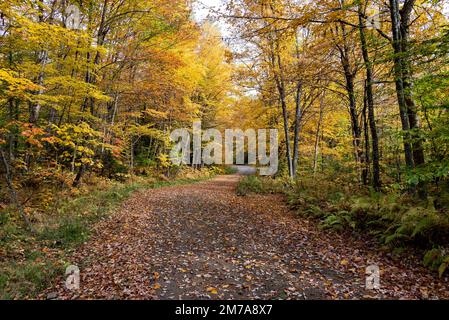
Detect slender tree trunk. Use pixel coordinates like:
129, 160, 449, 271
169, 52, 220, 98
339, 46, 363, 169
279, 83, 293, 178
292, 81, 302, 176
263, 4, 293, 178
399, 0, 426, 170
8, 98, 15, 160
73, 164, 85, 187
7, 52, 16, 160
337, 22, 363, 172
30, 49, 47, 123
388, 0, 414, 169
313, 95, 324, 175
29, 4, 50, 124
292, 32, 304, 177
271, 45, 293, 178
82, 0, 109, 115
362, 91, 370, 186
358, 5, 381, 191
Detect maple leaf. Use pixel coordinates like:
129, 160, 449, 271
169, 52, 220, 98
340, 259, 349, 266
206, 287, 218, 295
153, 283, 161, 290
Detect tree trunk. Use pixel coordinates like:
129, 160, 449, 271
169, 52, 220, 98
82, 0, 109, 115
338, 40, 363, 170
279, 82, 293, 178
271, 45, 293, 178
313, 95, 324, 175
388, 0, 414, 169
389, 0, 426, 198
358, 5, 381, 191
362, 90, 370, 186
73, 164, 85, 187
292, 81, 302, 176
29, 50, 47, 123
399, 0, 426, 170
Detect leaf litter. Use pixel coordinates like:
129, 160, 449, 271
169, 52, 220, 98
41, 175, 449, 300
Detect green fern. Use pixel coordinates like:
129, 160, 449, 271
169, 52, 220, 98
438, 256, 449, 278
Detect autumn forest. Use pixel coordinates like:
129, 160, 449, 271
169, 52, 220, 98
1, 0, 449, 300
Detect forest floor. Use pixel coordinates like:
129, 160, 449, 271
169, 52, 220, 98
42, 174, 449, 300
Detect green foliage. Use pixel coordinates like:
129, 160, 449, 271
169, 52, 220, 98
320, 211, 356, 231
423, 248, 449, 277
381, 207, 448, 246
223, 166, 238, 175
0, 255, 62, 300
254, 173, 449, 276
236, 175, 286, 196
39, 218, 89, 248
424, 249, 444, 270
237, 176, 264, 196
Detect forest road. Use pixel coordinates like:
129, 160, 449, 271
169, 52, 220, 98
43, 175, 449, 299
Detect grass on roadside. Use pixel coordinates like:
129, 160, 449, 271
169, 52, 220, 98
236, 175, 287, 196
0, 172, 213, 299
223, 166, 239, 175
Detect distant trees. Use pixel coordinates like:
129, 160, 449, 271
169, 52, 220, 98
1, 0, 449, 231
225, 0, 449, 195
0, 1, 233, 186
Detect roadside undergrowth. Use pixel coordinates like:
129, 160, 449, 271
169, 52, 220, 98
237, 174, 449, 277
0, 166, 220, 299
